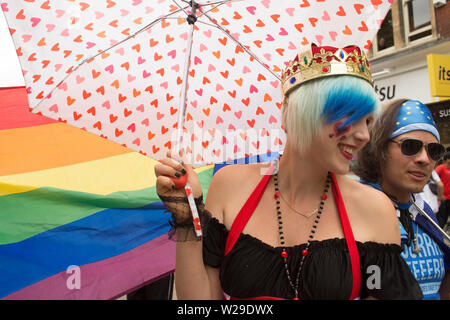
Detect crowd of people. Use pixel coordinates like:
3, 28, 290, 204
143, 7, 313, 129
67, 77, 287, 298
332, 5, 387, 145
155, 43, 449, 300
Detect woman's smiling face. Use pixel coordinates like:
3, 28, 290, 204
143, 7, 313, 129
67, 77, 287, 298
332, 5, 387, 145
307, 114, 373, 175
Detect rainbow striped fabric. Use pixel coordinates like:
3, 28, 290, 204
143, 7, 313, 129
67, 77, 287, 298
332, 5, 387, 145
0, 86, 214, 299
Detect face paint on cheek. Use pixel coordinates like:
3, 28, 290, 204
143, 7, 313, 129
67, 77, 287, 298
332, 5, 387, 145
333, 121, 351, 138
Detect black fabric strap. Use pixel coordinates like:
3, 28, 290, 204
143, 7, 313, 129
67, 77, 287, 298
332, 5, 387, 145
398, 207, 414, 247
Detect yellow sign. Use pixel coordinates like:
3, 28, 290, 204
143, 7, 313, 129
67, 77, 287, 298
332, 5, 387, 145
427, 54, 450, 97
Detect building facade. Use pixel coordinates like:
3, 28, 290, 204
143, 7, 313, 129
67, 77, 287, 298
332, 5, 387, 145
368, 0, 450, 148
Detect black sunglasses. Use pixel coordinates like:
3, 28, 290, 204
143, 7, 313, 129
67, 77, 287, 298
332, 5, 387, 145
390, 138, 445, 161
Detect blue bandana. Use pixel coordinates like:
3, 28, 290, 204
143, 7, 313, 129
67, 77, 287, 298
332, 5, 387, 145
390, 100, 440, 142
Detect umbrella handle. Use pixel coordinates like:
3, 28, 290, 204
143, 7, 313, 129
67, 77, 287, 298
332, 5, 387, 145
184, 182, 202, 237
171, 173, 188, 189
169, 174, 203, 238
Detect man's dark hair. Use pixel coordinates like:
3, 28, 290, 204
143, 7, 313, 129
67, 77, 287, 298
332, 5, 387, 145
444, 152, 450, 161
355, 99, 408, 183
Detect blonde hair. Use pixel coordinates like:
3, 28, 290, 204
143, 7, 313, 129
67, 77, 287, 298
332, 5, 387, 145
282, 76, 380, 153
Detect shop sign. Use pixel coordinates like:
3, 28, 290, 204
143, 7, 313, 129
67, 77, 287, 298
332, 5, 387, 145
427, 54, 450, 98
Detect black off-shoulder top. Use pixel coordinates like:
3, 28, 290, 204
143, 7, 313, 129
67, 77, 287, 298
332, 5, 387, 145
202, 216, 423, 300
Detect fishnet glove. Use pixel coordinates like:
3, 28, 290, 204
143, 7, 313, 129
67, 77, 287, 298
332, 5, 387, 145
154, 152, 204, 241
158, 194, 205, 241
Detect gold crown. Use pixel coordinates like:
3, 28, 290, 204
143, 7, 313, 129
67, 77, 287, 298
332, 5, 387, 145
281, 44, 373, 97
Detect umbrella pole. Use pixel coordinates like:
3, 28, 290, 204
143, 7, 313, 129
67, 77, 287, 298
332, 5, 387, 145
411, 199, 450, 243
176, 1, 198, 156
174, 1, 203, 238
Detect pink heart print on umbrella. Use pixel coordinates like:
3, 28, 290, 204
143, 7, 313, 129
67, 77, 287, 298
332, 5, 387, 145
2, 0, 392, 167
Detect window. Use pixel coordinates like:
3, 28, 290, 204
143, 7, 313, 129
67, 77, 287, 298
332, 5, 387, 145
376, 9, 395, 52
403, 0, 432, 42
370, 9, 395, 56
369, 0, 437, 59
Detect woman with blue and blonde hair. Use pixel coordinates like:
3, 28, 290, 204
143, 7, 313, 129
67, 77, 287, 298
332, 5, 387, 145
155, 44, 422, 300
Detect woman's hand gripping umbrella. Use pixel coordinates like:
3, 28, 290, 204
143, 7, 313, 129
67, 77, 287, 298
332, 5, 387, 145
155, 151, 204, 239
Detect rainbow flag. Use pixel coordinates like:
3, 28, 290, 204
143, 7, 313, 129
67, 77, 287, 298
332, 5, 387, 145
0, 86, 214, 299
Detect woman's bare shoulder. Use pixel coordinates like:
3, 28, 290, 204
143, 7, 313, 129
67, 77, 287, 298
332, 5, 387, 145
205, 162, 273, 224
209, 162, 267, 188
340, 176, 389, 203
338, 176, 400, 245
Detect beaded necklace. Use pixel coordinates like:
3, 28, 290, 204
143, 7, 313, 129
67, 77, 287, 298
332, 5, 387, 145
273, 168, 331, 300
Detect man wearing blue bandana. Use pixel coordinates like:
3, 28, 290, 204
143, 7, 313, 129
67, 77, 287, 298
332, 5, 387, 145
356, 99, 449, 300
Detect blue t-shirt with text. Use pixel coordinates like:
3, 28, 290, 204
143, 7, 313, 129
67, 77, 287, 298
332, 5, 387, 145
399, 215, 445, 300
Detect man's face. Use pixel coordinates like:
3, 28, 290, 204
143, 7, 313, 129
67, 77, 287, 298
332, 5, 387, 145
380, 130, 438, 202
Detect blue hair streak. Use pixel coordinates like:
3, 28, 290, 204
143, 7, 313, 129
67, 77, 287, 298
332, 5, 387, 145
322, 76, 380, 128
282, 75, 380, 154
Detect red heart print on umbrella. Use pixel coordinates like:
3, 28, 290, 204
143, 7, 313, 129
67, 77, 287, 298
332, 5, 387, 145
2, 0, 392, 166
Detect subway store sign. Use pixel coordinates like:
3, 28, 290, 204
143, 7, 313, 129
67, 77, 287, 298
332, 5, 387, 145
427, 54, 450, 97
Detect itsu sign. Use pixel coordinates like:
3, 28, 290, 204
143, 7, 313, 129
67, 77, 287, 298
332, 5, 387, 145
373, 66, 434, 105
429, 100, 450, 124
374, 84, 396, 102
438, 108, 450, 120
